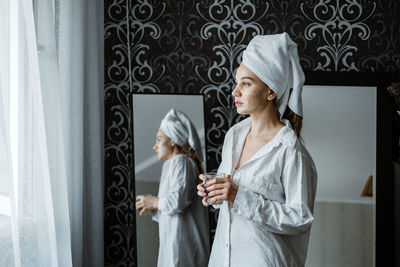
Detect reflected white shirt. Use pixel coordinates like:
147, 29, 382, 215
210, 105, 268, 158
208, 118, 318, 267
153, 154, 210, 267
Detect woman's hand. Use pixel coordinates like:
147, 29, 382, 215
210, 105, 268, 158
136, 195, 158, 216
197, 174, 238, 206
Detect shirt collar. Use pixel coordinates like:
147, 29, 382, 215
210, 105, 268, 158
232, 117, 297, 169
235, 117, 297, 146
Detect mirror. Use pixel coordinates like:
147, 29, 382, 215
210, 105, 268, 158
133, 94, 209, 267
302, 85, 376, 266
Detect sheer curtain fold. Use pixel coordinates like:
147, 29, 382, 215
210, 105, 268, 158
0, 2, 17, 263
82, 0, 104, 265
0, 0, 104, 266
0, 2, 19, 266
0, 0, 64, 265
57, 0, 104, 265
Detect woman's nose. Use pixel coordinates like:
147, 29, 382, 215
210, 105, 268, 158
232, 86, 240, 97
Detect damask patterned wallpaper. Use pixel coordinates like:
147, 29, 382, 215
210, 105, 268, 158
104, 0, 400, 265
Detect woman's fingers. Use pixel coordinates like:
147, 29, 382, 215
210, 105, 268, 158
199, 178, 229, 194
200, 188, 227, 206
136, 195, 149, 212
197, 183, 206, 197
204, 177, 227, 187
208, 195, 223, 204
202, 197, 207, 206
197, 189, 206, 198
137, 199, 150, 215
197, 182, 225, 197
202, 194, 224, 206
139, 205, 151, 216
197, 183, 205, 191
135, 195, 145, 210
201, 196, 223, 206
199, 174, 229, 184
202, 197, 217, 206
139, 208, 146, 216
135, 201, 143, 210
205, 182, 226, 192
199, 174, 205, 181
207, 188, 226, 198
198, 174, 233, 206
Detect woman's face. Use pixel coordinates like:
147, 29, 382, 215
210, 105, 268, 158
232, 64, 276, 115
153, 130, 175, 160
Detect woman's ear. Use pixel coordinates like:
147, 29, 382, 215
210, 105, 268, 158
170, 140, 176, 147
267, 89, 277, 101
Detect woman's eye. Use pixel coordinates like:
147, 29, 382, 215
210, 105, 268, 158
243, 83, 250, 87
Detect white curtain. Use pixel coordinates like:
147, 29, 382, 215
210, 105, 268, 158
56, 0, 104, 266
0, 0, 104, 266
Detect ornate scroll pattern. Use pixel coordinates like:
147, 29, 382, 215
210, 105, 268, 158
129, 0, 165, 93
357, 0, 400, 71
196, 0, 269, 169
301, 0, 376, 71
104, 0, 165, 266
143, 1, 212, 93
260, 0, 316, 84
104, 0, 131, 265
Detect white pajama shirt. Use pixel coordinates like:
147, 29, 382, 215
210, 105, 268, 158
152, 154, 210, 267
208, 118, 318, 267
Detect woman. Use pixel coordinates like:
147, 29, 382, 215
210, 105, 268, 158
197, 33, 318, 267
136, 108, 210, 267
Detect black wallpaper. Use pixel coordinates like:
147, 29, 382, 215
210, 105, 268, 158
104, 0, 400, 265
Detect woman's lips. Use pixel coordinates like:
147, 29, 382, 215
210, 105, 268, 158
235, 101, 243, 107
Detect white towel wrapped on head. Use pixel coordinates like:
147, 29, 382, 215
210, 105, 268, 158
241, 32, 305, 118
160, 108, 203, 162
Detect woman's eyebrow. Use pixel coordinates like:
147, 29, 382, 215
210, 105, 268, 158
235, 77, 255, 82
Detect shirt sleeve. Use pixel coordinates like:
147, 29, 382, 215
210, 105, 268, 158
231, 150, 317, 235
157, 156, 197, 214
151, 210, 159, 223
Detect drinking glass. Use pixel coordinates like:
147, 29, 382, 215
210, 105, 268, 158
204, 172, 225, 205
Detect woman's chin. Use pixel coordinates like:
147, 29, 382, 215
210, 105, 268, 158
235, 107, 249, 115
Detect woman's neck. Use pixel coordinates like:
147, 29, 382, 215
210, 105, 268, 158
249, 105, 284, 137
167, 148, 183, 159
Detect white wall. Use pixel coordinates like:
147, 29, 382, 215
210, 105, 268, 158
133, 94, 205, 182
135, 181, 159, 267
302, 85, 376, 204
302, 85, 377, 267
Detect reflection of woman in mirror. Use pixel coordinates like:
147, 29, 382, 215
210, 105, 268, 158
197, 33, 318, 266
136, 108, 209, 267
